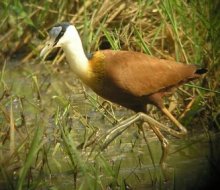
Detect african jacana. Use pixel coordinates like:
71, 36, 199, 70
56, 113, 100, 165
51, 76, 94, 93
40, 22, 207, 166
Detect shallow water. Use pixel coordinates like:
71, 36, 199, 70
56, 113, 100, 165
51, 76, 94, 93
43, 129, 220, 189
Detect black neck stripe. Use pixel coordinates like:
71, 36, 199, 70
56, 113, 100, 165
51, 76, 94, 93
53, 22, 70, 46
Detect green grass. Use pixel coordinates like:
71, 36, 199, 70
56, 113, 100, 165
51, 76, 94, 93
16, 117, 45, 190
0, 0, 220, 189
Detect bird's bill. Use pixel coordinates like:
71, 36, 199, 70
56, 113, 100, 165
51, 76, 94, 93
40, 39, 55, 59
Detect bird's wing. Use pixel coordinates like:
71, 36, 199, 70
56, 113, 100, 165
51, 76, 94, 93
97, 50, 197, 97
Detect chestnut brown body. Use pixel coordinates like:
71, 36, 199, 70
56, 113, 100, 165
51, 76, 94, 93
86, 50, 205, 112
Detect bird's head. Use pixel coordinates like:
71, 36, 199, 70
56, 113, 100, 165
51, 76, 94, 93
40, 22, 79, 59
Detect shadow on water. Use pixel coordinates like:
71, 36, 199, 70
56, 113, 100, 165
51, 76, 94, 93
0, 62, 219, 189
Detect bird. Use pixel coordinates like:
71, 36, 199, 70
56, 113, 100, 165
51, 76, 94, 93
40, 22, 207, 165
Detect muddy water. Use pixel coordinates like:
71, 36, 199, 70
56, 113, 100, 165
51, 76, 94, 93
43, 128, 220, 189
1, 61, 219, 189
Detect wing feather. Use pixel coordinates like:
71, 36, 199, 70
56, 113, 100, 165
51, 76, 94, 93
99, 50, 197, 97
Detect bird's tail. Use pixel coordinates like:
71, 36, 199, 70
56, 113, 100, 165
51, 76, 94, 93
195, 68, 208, 75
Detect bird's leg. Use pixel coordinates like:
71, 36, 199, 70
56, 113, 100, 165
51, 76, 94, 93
142, 122, 169, 169
161, 107, 187, 137
98, 114, 140, 150
97, 112, 181, 151
143, 123, 172, 182
95, 113, 170, 167
98, 112, 187, 151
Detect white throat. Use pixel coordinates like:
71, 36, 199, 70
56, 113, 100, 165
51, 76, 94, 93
60, 26, 89, 80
